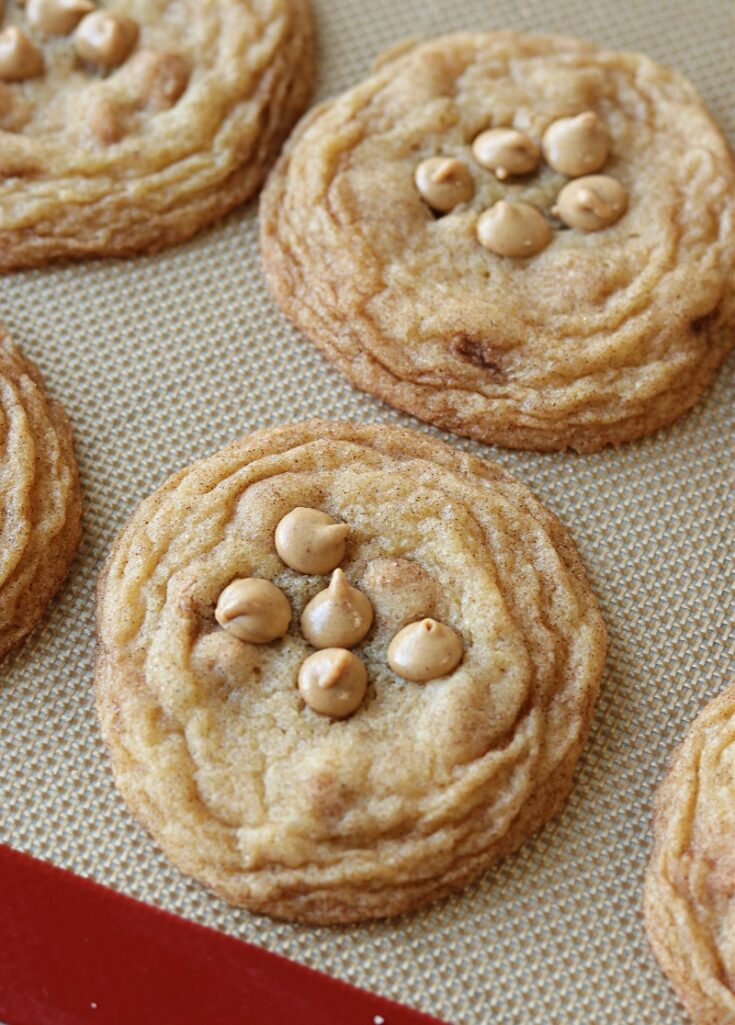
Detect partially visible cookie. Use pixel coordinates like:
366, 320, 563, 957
95, 420, 606, 924
645, 685, 735, 1025
0, 327, 81, 657
0, 0, 312, 269
261, 31, 735, 452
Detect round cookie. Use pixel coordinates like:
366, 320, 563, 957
645, 685, 735, 1025
95, 420, 606, 924
260, 31, 735, 453
1, 326, 81, 657
0, 0, 312, 269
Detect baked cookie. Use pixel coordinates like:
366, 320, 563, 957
0, 0, 312, 269
0, 327, 81, 657
645, 685, 735, 1025
95, 420, 606, 924
260, 32, 735, 453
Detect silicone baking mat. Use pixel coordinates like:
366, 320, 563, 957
1, 1, 733, 1023
0, 846, 445, 1025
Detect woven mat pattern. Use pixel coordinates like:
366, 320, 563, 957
1, 1, 733, 1022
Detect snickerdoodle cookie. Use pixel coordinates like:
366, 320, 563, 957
0, 0, 312, 269
646, 685, 735, 1025
260, 31, 735, 453
95, 421, 606, 923
0, 327, 81, 657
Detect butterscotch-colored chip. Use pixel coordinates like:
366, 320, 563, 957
260, 31, 735, 452
472, 127, 539, 180
73, 11, 138, 68
297, 648, 367, 719
476, 200, 551, 258
387, 618, 463, 682
0, 326, 81, 658
300, 568, 373, 649
0, 0, 313, 269
541, 111, 609, 177
27, 0, 95, 37
95, 421, 606, 924
215, 578, 291, 644
553, 175, 628, 231
275, 507, 348, 575
645, 684, 735, 1025
414, 156, 474, 212
0, 26, 43, 81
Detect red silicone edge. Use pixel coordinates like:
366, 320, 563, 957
0, 844, 451, 1025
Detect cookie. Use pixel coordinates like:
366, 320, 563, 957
95, 420, 606, 924
260, 31, 735, 453
0, 0, 312, 269
0, 327, 81, 657
645, 685, 735, 1025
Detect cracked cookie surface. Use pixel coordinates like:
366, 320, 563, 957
646, 685, 735, 1025
0, 327, 81, 656
0, 0, 312, 269
95, 420, 606, 923
260, 31, 735, 452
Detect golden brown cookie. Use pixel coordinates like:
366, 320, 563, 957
95, 421, 606, 924
645, 685, 735, 1025
260, 31, 735, 453
0, 327, 81, 656
0, 0, 312, 269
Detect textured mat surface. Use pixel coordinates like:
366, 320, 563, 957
0, 1, 733, 1023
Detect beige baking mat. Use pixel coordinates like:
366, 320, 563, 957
1, 1, 733, 1022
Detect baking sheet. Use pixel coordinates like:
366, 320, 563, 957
1, 1, 733, 1022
